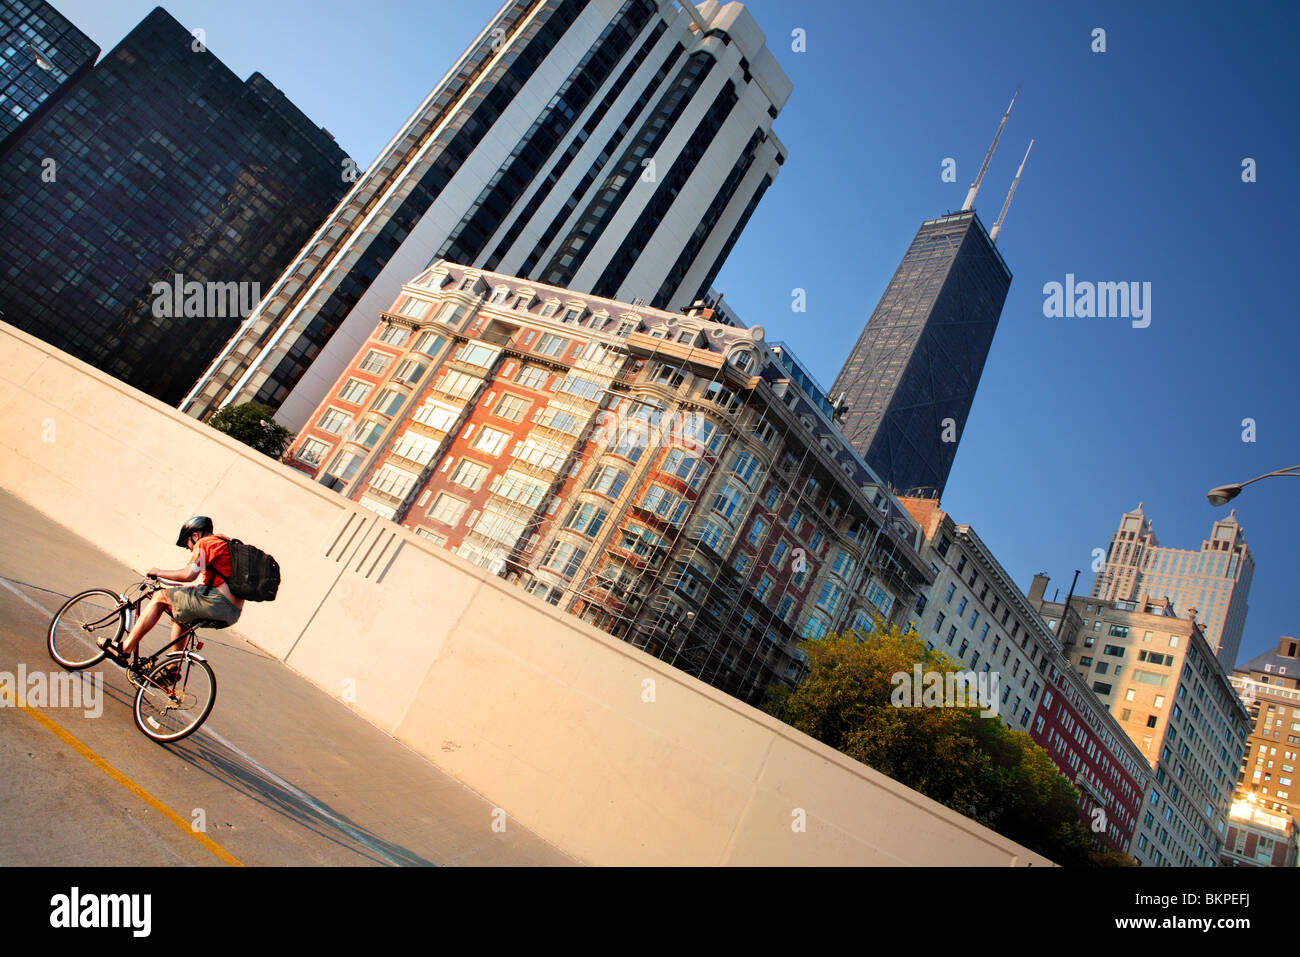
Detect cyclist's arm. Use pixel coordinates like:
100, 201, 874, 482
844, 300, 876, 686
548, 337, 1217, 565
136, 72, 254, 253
147, 557, 201, 582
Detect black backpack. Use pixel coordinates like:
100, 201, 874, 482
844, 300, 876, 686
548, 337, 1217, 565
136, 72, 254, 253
213, 536, 281, 602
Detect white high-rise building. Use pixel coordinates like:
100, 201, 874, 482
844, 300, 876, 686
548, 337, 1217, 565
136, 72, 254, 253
182, 0, 789, 429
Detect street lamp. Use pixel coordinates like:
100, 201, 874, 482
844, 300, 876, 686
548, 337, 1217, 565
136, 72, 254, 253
668, 611, 695, 666
1207, 465, 1300, 506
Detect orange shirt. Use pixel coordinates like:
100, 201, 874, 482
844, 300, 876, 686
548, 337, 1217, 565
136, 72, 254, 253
192, 535, 234, 589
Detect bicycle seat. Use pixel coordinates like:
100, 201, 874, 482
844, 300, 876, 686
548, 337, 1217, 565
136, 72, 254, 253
188, 618, 232, 631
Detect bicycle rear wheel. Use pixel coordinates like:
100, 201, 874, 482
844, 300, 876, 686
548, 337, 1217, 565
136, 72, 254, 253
134, 653, 216, 743
48, 589, 125, 670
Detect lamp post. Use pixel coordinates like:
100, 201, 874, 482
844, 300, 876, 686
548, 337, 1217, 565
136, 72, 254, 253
1207, 465, 1300, 506
668, 611, 695, 666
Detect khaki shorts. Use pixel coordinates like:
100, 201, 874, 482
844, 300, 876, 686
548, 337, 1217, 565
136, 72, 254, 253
169, 585, 241, 626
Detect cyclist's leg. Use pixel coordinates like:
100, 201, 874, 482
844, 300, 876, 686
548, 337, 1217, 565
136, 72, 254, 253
121, 590, 173, 655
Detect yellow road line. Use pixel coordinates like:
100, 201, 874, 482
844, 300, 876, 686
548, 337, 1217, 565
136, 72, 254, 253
0, 680, 244, 867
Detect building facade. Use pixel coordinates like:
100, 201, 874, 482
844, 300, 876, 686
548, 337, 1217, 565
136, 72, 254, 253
1220, 797, 1299, 867
283, 260, 933, 704
828, 211, 1012, 498
1229, 636, 1300, 828
183, 0, 790, 431
0, 7, 350, 404
1091, 504, 1253, 667
900, 498, 1150, 856
1032, 576, 1251, 866
0, 0, 98, 155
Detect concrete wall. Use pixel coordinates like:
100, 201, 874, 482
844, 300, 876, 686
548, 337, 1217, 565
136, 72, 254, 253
0, 323, 1051, 865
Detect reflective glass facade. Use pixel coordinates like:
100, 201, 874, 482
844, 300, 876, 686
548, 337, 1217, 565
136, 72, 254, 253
830, 211, 1012, 497
0, 0, 97, 155
0, 8, 349, 403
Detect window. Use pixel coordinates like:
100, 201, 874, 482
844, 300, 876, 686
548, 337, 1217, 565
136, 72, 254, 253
371, 388, 406, 417
764, 486, 780, 509
566, 503, 609, 538
945, 584, 956, 602
493, 470, 548, 508
698, 519, 729, 551
349, 421, 385, 449
934, 613, 946, 633
542, 541, 587, 578
394, 358, 427, 383
747, 518, 768, 546
391, 431, 439, 466
558, 374, 603, 401
1108, 625, 1129, 638
640, 486, 687, 524
587, 467, 628, 499
803, 616, 830, 640
731, 451, 760, 485
662, 450, 703, 488
831, 549, 855, 578
450, 459, 489, 490
317, 408, 351, 434
865, 582, 893, 616
296, 438, 329, 465
1103, 644, 1126, 657
957, 597, 968, 615
369, 465, 417, 499
377, 323, 410, 346
1093, 682, 1113, 696
437, 370, 481, 400
817, 582, 843, 614
538, 407, 583, 435
411, 331, 446, 356
492, 393, 529, 422
473, 427, 510, 456
413, 400, 458, 432
955, 556, 967, 573
711, 483, 746, 521
337, 378, 371, 404
788, 509, 802, 532
536, 333, 569, 357
755, 575, 773, 601
515, 365, 548, 390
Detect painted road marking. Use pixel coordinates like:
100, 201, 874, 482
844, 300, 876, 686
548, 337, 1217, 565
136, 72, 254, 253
0, 578, 244, 866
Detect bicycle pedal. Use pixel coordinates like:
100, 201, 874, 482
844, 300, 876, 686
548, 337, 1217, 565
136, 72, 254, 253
196, 641, 204, 650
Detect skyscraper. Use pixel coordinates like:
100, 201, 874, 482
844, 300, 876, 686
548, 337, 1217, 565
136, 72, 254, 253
0, 0, 98, 155
828, 96, 1029, 498
1091, 504, 1254, 666
0, 8, 351, 404
828, 210, 1011, 497
182, 0, 789, 430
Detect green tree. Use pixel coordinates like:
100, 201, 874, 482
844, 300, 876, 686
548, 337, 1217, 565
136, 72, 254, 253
204, 402, 293, 458
766, 618, 1100, 865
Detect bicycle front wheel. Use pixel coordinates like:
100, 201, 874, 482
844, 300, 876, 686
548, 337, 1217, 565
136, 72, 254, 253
134, 654, 216, 743
48, 589, 125, 670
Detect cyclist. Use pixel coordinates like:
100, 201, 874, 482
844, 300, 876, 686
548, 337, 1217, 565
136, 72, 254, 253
98, 516, 243, 667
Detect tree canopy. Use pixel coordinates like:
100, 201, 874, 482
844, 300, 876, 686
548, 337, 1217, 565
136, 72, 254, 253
766, 618, 1128, 866
204, 402, 294, 458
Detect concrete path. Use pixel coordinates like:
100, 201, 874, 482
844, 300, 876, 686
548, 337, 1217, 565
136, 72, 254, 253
0, 489, 576, 866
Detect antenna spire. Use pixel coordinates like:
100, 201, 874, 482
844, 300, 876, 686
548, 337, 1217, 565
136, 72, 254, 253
989, 138, 1033, 243
962, 86, 1019, 212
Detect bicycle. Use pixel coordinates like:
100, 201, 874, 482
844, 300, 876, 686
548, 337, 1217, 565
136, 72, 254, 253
47, 576, 220, 743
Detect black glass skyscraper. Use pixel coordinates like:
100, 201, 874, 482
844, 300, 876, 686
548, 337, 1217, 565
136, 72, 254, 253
0, 7, 349, 404
0, 0, 98, 155
828, 211, 1012, 498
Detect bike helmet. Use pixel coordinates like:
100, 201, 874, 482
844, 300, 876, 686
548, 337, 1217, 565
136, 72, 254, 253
176, 515, 214, 547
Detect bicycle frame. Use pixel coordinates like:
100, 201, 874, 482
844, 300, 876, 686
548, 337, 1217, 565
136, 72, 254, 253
95, 580, 210, 685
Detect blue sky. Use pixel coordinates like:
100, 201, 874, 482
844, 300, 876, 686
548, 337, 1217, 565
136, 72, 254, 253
57, 0, 1300, 667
